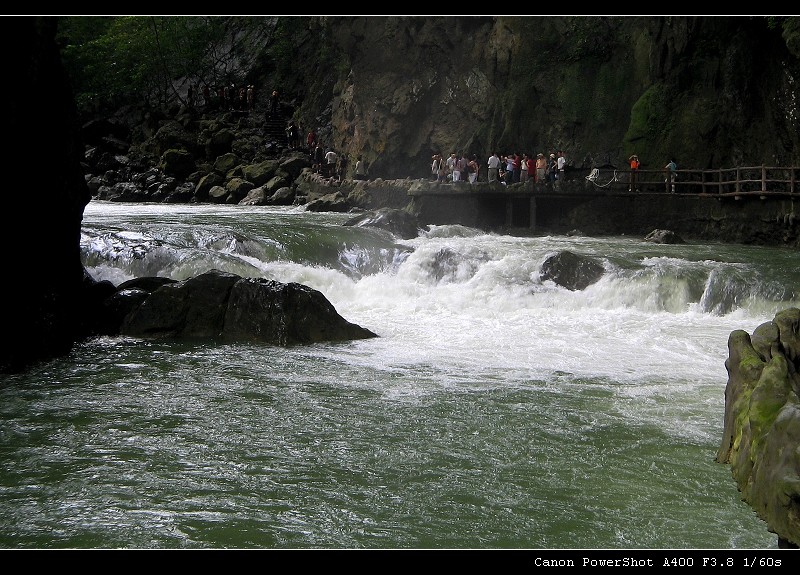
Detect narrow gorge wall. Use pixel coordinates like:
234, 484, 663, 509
1, 17, 91, 373
285, 17, 800, 181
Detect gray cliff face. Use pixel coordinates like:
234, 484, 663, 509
69, 17, 800, 184
282, 17, 800, 179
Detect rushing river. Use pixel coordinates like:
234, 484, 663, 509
1, 200, 798, 549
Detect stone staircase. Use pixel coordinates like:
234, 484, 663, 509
263, 112, 288, 150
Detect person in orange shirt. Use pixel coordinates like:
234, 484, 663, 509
628, 154, 640, 192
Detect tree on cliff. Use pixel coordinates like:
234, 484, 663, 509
58, 16, 276, 116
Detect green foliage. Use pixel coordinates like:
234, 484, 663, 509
61, 17, 156, 112
58, 16, 256, 117
56, 16, 113, 47
765, 16, 785, 31
624, 83, 670, 159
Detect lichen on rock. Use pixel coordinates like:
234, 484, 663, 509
718, 307, 800, 547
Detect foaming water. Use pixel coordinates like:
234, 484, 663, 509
1, 201, 794, 548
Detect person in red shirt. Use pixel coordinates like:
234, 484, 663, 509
628, 154, 640, 192
512, 153, 521, 183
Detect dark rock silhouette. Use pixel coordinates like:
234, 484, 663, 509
539, 250, 605, 291
120, 269, 377, 345
2, 17, 91, 373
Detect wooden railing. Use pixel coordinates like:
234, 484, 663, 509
578, 165, 800, 196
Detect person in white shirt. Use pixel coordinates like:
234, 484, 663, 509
487, 152, 501, 182
456, 155, 468, 182
431, 154, 442, 181
325, 149, 338, 178
355, 155, 367, 180
557, 150, 566, 181
447, 153, 458, 182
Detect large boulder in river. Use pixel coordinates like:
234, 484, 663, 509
539, 250, 605, 291
716, 307, 800, 548
305, 191, 351, 212
119, 269, 377, 345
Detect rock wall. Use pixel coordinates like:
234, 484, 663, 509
1, 17, 92, 373
286, 17, 800, 181
67, 17, 800, 187
717, 308, 800, 548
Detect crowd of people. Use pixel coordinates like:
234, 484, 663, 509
182, 82, 579, 186
433, 150, 567, 184
308, 142, 368, 181
304, 147, 569, 185
430, 151, 678, 191
186, 82, 257, 113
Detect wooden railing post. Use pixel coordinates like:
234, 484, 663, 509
762, 165, 767, 193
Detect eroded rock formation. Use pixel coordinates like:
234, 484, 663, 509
717, 307, 800, 547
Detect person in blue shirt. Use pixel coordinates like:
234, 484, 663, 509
665, 158, 677, 193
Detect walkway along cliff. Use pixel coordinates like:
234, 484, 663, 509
296, 166, 800, 248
